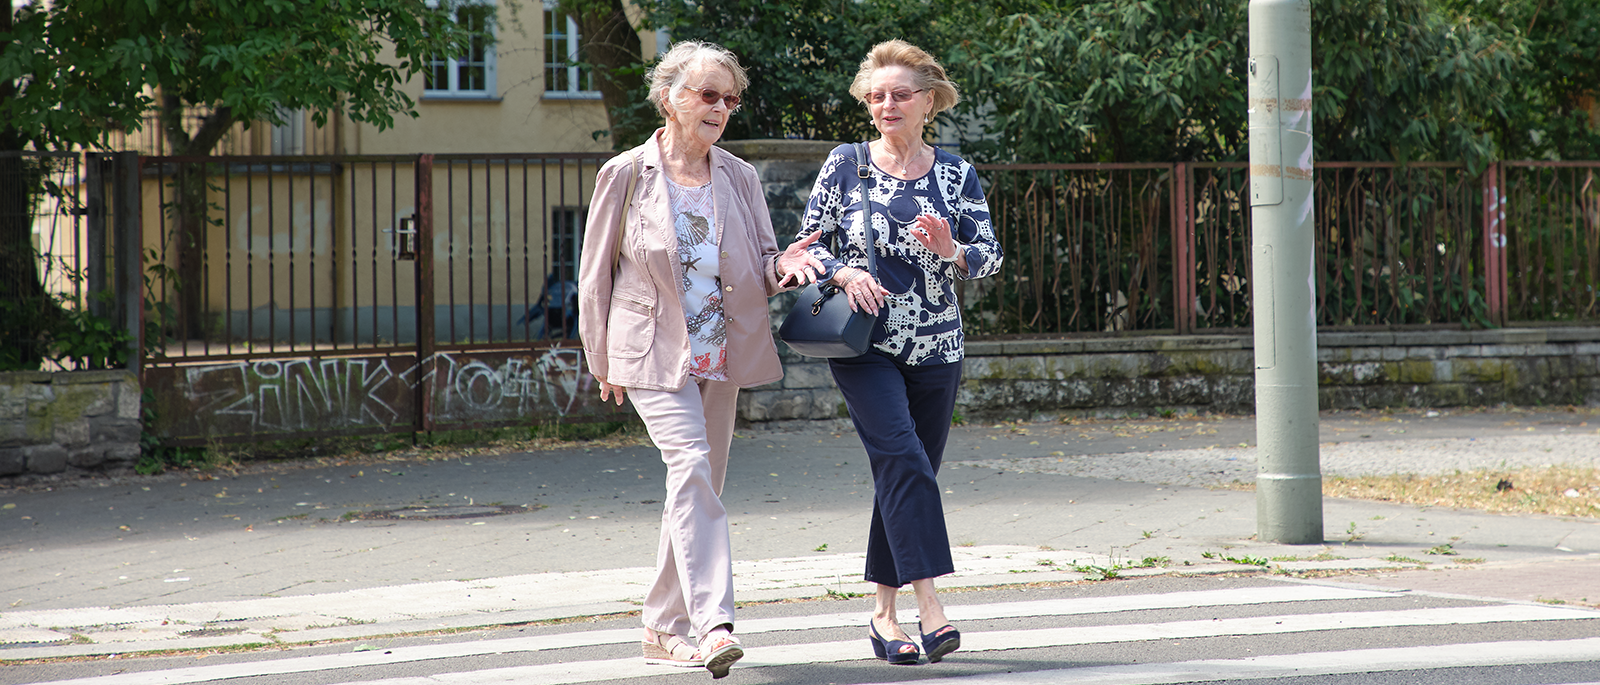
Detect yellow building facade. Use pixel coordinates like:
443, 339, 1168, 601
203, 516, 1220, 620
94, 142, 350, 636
117, 3, 662, 356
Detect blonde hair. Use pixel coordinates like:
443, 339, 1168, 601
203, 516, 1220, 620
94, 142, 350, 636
646, 41, 750, 119
848, 40, 960, 117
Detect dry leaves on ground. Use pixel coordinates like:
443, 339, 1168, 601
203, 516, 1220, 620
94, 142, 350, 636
1323, 465, 1600, 518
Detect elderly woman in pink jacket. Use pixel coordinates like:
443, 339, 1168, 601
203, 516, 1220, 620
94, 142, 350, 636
577, 41, 823, 679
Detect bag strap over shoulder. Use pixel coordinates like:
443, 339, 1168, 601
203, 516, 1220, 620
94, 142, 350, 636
613, 152, 641, 267
852, 142, 878, 279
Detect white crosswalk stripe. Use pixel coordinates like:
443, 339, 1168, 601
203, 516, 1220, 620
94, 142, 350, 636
28, 583, 1600, 685
858, 639, 1600, 685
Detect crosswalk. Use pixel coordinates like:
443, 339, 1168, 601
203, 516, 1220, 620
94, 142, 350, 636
25, 580, 1600, 685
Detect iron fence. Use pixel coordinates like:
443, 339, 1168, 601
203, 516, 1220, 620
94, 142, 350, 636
1500, 162, 1600, 324
1312, 162, 1487, 328
966, 160, 1599, 335
0, 151, 137, 371
139, 153, 611, 362
8, 151, 1599, 440
968, 163, 1179, 336
135, 152, 627, 442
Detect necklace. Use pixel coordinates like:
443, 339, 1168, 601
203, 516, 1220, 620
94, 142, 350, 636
882, 143, 927, 175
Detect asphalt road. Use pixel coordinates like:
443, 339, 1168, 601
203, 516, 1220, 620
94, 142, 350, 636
3, 407, 1598, 684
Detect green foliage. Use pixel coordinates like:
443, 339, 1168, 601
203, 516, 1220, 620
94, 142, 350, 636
49, 295, 131, 370
1, 0, 483, 151
1310, 0, 1524, 173
949, 0, 1532, 168
952, 2, 1248, 163
1442, 0, 1600, 160
635, 0, 974, 146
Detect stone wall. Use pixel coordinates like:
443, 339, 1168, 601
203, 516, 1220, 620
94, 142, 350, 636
739, 328, 1600, 424
1, 370, 143, 478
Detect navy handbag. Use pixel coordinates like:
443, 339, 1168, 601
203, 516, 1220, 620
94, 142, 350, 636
778, 143, 880, 358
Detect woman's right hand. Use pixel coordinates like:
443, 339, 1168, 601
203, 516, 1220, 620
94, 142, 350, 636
595, 376, 626, 406
835, 266, 889, 315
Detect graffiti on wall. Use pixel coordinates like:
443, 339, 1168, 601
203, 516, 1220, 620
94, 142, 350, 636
430, 349, 588, 421
148, 348, 609, 439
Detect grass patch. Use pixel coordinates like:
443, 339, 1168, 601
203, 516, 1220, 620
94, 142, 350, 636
1322, 466, 1600, 518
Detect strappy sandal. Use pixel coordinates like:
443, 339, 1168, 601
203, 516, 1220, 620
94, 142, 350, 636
699, 634, 744, 679
919, 623, 961, 663
642, 629, 701, 667
868, 618, 920, 665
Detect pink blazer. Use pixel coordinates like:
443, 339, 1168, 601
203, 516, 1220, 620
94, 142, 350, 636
578, 130, 791, 392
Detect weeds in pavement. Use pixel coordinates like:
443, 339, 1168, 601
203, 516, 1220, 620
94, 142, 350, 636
1344, 522, 1365, 542
1202, 551, 1270, 567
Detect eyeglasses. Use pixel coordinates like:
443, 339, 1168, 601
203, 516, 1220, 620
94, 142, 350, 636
866, 89, 925, 104
683, 85, 741, 110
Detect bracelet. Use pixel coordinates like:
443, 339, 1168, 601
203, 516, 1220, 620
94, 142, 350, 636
940, 247, 962, 263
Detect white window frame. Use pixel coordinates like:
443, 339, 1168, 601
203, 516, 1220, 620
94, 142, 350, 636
543, 2, 600, 100
270, 107, 305, 155
424, 0, 498, 100
550, 206, 586, 279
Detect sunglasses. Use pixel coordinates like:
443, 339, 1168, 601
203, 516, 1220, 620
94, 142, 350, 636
684, 85, 741, 110
866, 89, 925, 104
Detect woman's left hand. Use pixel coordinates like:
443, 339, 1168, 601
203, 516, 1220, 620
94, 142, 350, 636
776, 230, 827, 286
911, 214, 961, 264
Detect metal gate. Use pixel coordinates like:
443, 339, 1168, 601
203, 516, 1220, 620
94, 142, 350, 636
140, 153, 629, 445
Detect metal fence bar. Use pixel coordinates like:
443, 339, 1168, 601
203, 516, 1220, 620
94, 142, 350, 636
119, 154, 1598, 368
416, 154, 436, 432
1501, 161, 1600, 323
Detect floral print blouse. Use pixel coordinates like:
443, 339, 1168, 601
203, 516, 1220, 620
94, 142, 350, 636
668, 178, 728, 380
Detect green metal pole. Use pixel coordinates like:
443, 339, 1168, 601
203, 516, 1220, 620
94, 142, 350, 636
1249, 0, 1323, 544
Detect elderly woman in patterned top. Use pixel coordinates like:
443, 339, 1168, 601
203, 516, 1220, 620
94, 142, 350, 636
797, 39, 1002, 666
578, 41, 825, 679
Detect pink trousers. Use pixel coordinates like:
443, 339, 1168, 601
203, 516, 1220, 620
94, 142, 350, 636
629, 377, 739, 639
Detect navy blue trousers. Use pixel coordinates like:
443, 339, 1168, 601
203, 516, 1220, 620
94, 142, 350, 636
829, 351, 961, 588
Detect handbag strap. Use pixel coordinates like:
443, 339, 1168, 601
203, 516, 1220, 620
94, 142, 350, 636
613, 152, 641, 268
851, 142, 878, 280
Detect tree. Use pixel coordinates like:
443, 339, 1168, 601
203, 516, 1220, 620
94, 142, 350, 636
951, 0, 1528, 168
949, 1, 1248, 164
0, 0, 480, 341
552, 0, 652, 150
632, 0, 978, 148
1442, 0, 1600, 160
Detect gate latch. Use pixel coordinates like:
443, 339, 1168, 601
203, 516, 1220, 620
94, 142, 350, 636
385, 216, 418, 260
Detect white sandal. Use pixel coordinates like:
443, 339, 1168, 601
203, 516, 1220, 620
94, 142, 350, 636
642, 629, 701, 667
699, 634, 744, 679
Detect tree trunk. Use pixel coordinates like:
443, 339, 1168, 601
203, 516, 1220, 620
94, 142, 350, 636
0, 7, 57, 370
160, 95, 235, 340
573, 0, 650, 150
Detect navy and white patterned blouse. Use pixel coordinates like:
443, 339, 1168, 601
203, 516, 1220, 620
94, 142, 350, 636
800, 143, 1003, 366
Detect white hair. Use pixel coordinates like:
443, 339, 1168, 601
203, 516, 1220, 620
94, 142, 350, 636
646, 41, 750, 118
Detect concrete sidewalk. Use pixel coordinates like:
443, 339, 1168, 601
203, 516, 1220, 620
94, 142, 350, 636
2, 408, 1597, 660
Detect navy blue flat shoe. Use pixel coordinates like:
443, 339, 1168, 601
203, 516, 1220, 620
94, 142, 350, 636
869, 619, 921, 665
920, 623, 961, 663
